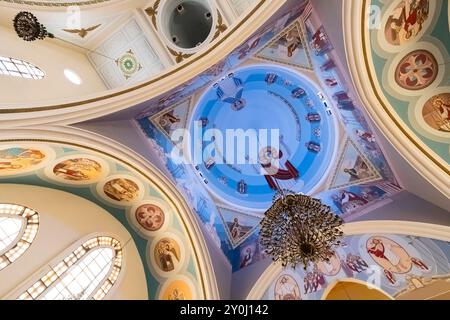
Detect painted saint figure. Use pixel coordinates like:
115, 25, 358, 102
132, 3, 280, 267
215, 73, 246, 111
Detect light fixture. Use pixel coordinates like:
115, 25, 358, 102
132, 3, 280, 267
259, 189, 344, 269
64, 69, 82, 85
13, 11, 54, 41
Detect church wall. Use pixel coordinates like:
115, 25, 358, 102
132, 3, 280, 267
352, 190, 450, 226
0, 25, 106, 104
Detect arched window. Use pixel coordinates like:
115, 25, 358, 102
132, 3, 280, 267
18, 236, 123, 300
0, 56, 45, 79
0, 204, 39, 271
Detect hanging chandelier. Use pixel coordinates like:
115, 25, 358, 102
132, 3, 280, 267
13, 12, 54, 41
259, 189, 344, 269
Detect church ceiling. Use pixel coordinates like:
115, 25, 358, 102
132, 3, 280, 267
136, 3, 402, 272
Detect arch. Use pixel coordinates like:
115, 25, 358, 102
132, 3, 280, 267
18, 236, 123, 300
247, 220, 450, 300
0, 0, 285, 126
321, 278, 394, 300
0, 203, 39, 271
0, 56, 45, 80
0, 126, 220, 300
342, 0, 449, 195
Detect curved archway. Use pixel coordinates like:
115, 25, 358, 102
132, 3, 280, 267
321, 278, 393, 300
247, 220, 450, 300
0, 126, 220, 300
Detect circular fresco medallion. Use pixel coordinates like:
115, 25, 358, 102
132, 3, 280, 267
153, 237, 183, 274
421, 93, 450, 133
135, 203, 165, 231
103, 177, 140, 203
53, 157, 102, 182
366, 236, 413, 274
0, 146, 51, 176
384, 0, 430, 46
274, 274, 301, 300
159, 276, 197, 300
317, 251, 341, 276
394, 50, 438, 90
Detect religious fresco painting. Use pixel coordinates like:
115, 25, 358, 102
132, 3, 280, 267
255, 21, 313, 70
0, 143, 204, 300
274, 273, 302, 300
102, 177, 141, 203
52, 157, 104, 182
329, 138, 382, 190
150, 98, 192, 140
0, 147, 49, 175
370, 0, 450, 163
421, 93, 450, 133
262, 234, 450, 300
383, 0, 430, 46
137, 2, 403, 272
217, 206, 261, 249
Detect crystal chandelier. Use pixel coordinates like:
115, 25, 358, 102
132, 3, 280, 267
259, 189, 344, 269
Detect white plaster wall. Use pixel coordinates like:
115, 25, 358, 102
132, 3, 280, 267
0, 26, 106, 104
0, 184, 147, 300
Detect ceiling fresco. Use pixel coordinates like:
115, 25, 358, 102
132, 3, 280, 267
136, 2, 402, 272
0, 140, 206, 300
368, 0, 450, 165
189, 64, 337, 209
256, 233, 450, 300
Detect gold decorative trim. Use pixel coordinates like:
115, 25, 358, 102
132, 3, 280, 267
0, 0, 267, 114
144, 0, 160, 30
0, 137, 208, 299
62, 24, 101, 39
212, 11, 228, 41
167, 46, 194, 64
360, 0, 449, 175
0, 0, 111, 7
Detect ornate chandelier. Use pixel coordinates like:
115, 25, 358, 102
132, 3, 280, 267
259, 189, 344, 269
13, 12, 54, 41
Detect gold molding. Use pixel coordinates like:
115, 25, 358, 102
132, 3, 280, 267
0, 137, 208, 299
144, 0, 160, 30
0, 0, 267, 114
360, 0, 449, 175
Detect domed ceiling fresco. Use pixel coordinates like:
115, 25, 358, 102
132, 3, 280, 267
366, 0, 450, 167
189, 65, 337, 209
137, 2, 402, 272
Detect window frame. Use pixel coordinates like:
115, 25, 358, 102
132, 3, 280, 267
0, 203, 39, 271
0, 56, 45, 80
18, 235, 123, 300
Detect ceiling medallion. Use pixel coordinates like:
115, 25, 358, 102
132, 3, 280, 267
13, 11, 54, 41
260, 189, 344, 269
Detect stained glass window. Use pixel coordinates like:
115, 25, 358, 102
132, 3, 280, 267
0, 56, 45, 79
18, 236, 123, 300
0, 204, 39, 271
